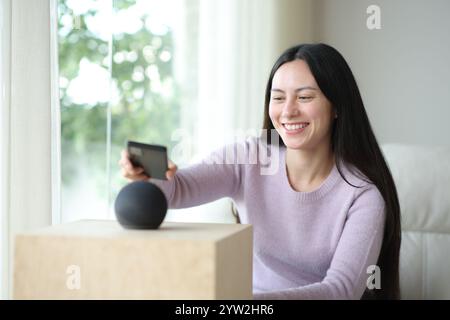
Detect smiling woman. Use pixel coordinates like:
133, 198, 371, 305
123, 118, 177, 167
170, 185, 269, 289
261, 43, 401, 299
136, 43, 401, 300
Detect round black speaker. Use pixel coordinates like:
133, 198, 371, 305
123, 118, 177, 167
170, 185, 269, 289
114, 181, 168, 229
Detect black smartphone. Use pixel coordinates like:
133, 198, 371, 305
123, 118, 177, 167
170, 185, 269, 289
127, 141, 168, 180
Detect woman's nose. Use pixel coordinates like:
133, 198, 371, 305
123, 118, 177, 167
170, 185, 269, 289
282, 97, 300, 117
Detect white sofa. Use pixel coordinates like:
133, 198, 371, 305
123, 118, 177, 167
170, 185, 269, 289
382, 144, 450, 299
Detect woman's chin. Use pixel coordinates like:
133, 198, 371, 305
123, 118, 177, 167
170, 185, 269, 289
282, 139, 308, 150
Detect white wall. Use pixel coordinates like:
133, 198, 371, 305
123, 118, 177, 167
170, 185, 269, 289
313, 0, 450, 147
273, 0, 314, 58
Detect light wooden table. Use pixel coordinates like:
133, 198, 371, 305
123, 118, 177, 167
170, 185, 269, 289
13, 220, 253, 299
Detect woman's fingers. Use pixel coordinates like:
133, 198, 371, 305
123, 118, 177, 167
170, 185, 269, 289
166, 159, 178, 180
120, 159, 144, 175
119, 149, 148, 180
121, 167, 148, 181
130, 166, 145, 175
119, 149, 178, 181
166, 171, 175, 180
126, 174, 149, 182
168, 160, 178, 172
120, 149, 132, 167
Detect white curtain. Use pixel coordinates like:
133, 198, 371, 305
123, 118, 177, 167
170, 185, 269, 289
196, 0, 313, 156
0, 0, 12, 301
196, 0, 270, 154
0, 0, 58, 299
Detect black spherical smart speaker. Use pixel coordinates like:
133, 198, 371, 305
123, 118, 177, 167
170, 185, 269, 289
114, 181, 168, 229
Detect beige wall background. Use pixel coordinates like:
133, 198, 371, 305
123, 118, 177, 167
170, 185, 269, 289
311, 0, 450, 147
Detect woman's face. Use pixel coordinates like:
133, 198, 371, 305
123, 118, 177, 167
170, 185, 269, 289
269, 59, 335, 151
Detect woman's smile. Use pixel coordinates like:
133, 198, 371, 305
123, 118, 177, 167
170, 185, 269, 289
282, 122, 310, 135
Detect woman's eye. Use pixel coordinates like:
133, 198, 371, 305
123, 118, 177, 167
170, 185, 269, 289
298, 96, 312, 101
272, 97, 284, 101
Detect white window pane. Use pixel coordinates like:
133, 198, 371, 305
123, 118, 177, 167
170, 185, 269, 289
58, 0, 195, 222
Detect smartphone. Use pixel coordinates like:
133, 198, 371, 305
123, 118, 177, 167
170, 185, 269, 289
127, 141, 168, 180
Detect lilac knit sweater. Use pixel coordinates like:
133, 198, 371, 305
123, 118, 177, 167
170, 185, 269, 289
150, 136, 385, 300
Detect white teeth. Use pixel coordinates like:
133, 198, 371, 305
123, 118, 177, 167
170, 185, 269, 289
284, 123, 309, 130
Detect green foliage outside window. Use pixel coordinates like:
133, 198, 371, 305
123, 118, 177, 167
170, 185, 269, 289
58, 0, 180, 202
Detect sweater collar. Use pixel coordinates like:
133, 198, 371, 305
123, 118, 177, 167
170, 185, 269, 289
280, 146, 341, 203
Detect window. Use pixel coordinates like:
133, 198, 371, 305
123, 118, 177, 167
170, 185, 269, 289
58, 0, 195, 222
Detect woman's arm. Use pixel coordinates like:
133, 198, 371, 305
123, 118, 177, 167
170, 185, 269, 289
254, 186, 386, 300
150, 144, 243, 209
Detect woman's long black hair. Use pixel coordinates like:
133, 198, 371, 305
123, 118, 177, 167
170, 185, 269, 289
262, 43, 401, 299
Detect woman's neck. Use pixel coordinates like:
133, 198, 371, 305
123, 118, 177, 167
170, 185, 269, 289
285, 142, 335, 192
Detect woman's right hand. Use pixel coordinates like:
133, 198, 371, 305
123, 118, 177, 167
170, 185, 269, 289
119, 149, 178, 182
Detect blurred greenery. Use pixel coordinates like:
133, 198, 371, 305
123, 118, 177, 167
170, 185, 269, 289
58, 0, 180, 209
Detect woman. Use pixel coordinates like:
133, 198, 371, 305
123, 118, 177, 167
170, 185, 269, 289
119, 43, 401, 300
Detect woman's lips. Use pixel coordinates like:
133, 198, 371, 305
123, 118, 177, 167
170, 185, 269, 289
282, 122, 309, 135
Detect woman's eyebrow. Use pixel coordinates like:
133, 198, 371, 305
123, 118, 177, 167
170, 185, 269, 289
271, 86, 318, 93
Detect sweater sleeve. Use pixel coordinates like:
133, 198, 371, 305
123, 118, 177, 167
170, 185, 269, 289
149, 143, 242, 209
253, 185, 386, 300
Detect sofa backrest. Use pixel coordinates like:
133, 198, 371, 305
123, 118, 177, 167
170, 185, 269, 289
382, 144, 450, 299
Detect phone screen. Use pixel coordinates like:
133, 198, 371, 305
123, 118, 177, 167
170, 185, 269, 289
127, 141, 168, 180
